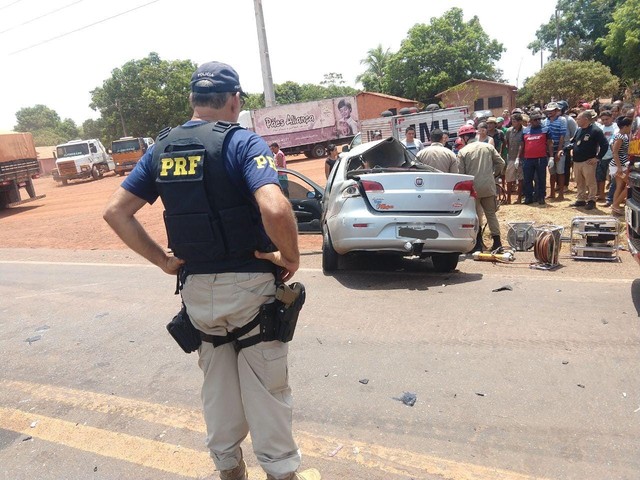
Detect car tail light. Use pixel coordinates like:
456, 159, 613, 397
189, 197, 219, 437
361, 180, 384, 193
454, 180, 476, 198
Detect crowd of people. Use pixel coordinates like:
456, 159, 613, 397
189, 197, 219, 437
379, 99, 640, 252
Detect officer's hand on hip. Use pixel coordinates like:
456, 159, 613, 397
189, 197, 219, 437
254, 250, 299, 281
161, 254, 185, 275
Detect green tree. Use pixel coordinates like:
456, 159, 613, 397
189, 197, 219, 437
90, 52, 195, 145
524, 60, 619, 106
14, 105, 60, 132
14, 105, 79, 146
82, 118, 108, 142
528, 0, 622, 73
599, 0, 640, 82
385, 8, 504, 103
356, 45, 391, 93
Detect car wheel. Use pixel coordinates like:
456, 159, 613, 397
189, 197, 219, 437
61, 179, 68, 186
431, 253, 459, 272
311, 144, 326, 158
91, 166, 100, 180
322, 230, 340, 272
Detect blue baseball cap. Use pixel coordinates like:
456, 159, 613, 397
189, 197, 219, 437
190, 61, 246, 95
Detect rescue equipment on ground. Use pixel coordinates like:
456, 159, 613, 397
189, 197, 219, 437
569, 216, 620, 261
530, 225, 563, 270
507, 222, 536, 251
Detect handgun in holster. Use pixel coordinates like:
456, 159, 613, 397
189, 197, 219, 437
273, 281, 306, 343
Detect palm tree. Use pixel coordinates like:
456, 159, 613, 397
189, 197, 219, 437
356, 45, 391, 93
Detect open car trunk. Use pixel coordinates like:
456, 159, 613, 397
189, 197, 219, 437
345, 137, 474, 214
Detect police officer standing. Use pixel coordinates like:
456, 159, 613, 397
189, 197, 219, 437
103, 62, 320, 480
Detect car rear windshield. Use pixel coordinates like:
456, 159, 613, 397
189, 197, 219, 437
112, 139, 141, 153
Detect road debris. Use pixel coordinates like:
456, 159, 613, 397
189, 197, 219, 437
25, 335, 41, 344
475, 392, 486, 397
492, 285, 513, 292
328, 444, 343, 457
393, 392, 417, 407
577, 384, 585, 388
359, 379, 369, 385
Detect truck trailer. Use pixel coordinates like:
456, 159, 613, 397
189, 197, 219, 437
243, 96, 360, 158
0, 132, 45, 209
358, 106, 469, 146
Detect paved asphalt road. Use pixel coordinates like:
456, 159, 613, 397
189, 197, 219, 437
0, 248, 639, 480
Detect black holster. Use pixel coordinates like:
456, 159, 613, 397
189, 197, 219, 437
166, 304, 201, 353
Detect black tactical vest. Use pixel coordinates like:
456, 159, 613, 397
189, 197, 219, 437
153, 121, 274, 275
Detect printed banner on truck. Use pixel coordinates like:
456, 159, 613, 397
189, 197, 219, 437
252, 97, 359, 138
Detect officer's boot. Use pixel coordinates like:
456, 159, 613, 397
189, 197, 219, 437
220, 459, 248, 480
266, 469, 321, 480
491, 235, 502, 251
472, 232, 484, 253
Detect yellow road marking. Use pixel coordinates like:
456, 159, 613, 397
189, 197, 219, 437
0, 406, 265, 478
1, 379, 550, 480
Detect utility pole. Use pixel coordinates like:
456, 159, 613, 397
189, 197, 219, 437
253, 0, 275, 107
115, 99, 127, 137
555, 9, 560, 58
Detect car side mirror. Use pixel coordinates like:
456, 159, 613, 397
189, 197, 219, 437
342, 145, 350, 153
307, 191, 320, 199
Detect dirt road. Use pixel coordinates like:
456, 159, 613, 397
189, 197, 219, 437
1, 155, 637, 282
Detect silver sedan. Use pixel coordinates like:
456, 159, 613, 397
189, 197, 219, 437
322, 138, 478, 272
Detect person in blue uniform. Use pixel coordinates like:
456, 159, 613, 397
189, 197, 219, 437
103, 61, 320, 480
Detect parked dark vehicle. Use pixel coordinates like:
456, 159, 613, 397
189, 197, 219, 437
625, 161, 640, 264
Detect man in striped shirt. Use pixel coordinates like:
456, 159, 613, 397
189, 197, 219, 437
544, 102, 567, 200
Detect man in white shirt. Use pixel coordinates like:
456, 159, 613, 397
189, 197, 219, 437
595, 110, 619, 203
401, 126, 423, 155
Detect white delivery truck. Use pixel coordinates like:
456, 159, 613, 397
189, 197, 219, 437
345, 106, 469, 152
53, 138, 115, 185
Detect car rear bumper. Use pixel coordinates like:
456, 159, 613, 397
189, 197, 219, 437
328, 211, 478, 255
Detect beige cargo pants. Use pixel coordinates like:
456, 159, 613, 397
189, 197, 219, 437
181, 271, 301, 478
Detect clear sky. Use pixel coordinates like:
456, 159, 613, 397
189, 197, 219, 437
0, 0, 558, 132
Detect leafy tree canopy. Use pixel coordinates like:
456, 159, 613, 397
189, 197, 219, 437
599, 0, 640, 81
90, 52, 195, 146
14, 104, 79, 146
522, 59, 619, 107
528, 0, 623, 75
385, 8, 504, 102
356, 45, 392, 93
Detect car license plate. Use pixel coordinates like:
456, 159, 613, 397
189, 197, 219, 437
396, 225, 438, 240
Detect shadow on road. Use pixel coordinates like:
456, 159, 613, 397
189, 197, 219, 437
326, 253, 483, 291
0, 204, 41, 219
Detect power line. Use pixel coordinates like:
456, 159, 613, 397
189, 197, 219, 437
0, 0, 85, 35
0, 0, 22, 11
9, 0, 161, 55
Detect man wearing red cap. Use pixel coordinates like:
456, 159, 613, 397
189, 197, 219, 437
104, 61, 320, 480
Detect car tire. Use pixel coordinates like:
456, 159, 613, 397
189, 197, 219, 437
91, 166, 100, 180
322, 230, 340, 272
431, 253, 459, 273
61, 179, 68, 186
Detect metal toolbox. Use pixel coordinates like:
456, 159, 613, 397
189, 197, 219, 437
569, 216, 620, 261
